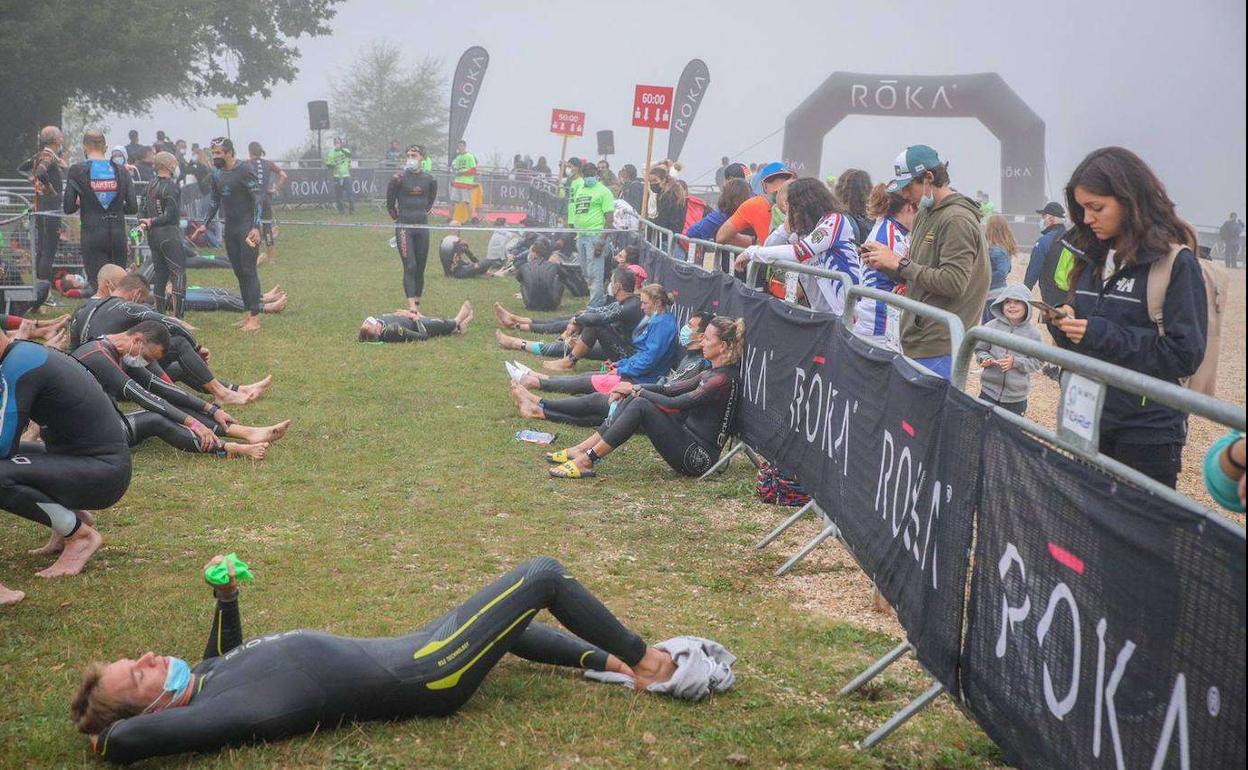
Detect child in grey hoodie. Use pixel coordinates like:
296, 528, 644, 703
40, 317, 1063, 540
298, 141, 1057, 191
974, 283, 1043, 415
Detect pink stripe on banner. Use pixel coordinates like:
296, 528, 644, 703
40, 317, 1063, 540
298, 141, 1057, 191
711, 299, 719, 307
813, 356, 826, 365
1048, 543, 1086, 575
901, 420, 916, 437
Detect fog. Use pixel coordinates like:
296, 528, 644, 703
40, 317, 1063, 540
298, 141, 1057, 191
104, 0, 1245, 226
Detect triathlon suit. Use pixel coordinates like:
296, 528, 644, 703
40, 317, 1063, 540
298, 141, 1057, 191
370, 314, 459, 343
72, 338, 225, 456
537, 296, 643, 360
597, 366, 741, 477
182, 287, 251, 313
70, 297, 228, 394
143, 177, 188, 317
25, 148, 64, 306
386, 170, 437, 300
0, 341, 132, 537
539, 350, 709, 428
203, 163, 263, 314
94, 557, 648, 764
249, 158, 281, 247
64, 158, 137, 284
516, 258, 564, 311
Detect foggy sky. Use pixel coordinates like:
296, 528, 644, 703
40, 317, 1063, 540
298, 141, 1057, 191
103, 0, 1246, 226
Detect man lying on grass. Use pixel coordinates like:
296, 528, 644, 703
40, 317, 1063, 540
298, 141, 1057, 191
356, 300, 474, 343
72, 554, 734, 764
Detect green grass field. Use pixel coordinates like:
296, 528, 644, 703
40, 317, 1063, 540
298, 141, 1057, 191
0, 208, 1006, 769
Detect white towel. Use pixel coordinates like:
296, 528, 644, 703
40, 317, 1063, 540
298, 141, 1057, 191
583, 636, 736, 702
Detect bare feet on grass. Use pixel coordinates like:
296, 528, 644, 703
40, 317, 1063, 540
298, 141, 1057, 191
239, 315, 262, 332
212, 385, 252, 407
630, 647, 677, 690
495, 329, 525, 351
0, 584, 25, 605
29, 510, 94, 555
493, 302, 520, 328
264, 295, 289, 314
239, 375, 273, 402
542, 357, 576, 372
35, 524, 103, 578
455, 301, 474, 333
231, 420, 291, 445
224, 442, 268, 460
509, 383, 545, 419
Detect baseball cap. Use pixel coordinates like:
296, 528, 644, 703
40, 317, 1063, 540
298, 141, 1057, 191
1036, 201, 1066, 218
886, 145, 942, 193
757, 162, 795, 183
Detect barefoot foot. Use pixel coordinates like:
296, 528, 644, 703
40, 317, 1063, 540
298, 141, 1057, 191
0, 584, 25, 605
542, 357, 576, 372
630, 647, 677, 690
224, 442, 268, 460
239, 315, 262, 332
35, 525, 103, 578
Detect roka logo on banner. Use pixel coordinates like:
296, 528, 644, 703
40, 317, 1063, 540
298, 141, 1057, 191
447, 46, 489, 163
667, 59, 710, 161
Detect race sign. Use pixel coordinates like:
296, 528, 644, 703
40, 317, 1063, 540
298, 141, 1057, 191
215, 103, 239, 120
632, 85, 674, 129
550, 109, 585, 137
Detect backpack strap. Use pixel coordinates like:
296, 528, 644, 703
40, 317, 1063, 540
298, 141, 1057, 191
1145, 244, 1185, 336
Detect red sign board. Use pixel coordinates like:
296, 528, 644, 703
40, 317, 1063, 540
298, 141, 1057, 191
550, 109, 585, 137
632, 85, 674, 129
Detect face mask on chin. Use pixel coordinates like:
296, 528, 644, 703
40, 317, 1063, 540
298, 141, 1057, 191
917, 179, 934, 210
121, 343, 149, 369
211, 157, 226, 169
678, 324, 694, 346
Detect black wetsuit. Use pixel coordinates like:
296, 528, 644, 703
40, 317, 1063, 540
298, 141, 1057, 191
24, 148, 64, 306
143, 177, 188, 317
516, 258, 564, 310
386, 170, 437, 299
70, 297, 226, 394
94, 556, 647, 765
182, 288, 251, 313
371, 315, 459, 343
204, 163, 262, 314
64, 158, 138, 283
72, 338, 224, 456
598, 366, 740, 476
249, 158, 281, 246
538, 296, 643, 360
539, 349, 709, 427
0, 341, 132, 537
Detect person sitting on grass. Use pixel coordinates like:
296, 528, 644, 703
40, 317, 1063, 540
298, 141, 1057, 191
513, 237, 564, 310
71, 555, 734, 764
357, 301, 474, 343
509, 311, 713, 427
494, 268, 643, 369
546, 316, 744, 479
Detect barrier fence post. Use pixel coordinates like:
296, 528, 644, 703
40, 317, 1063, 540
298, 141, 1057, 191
856, 682, 946, 749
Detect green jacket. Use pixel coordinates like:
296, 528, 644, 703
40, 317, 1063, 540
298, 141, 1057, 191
895, 192, 990, 359
452, 151, 477, 186
567, 181, 615, 231
326, 148, 352, 179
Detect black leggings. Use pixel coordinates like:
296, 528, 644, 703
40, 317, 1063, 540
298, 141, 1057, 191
149, 225, 188, 317
160, 336, 222, 392
399, 556, 648, 715
81, 215, 129, 286
1099, 435, 1183, 489
184, 288, 246, 313
224, 226, 262, 314
599, 396, 718, 476
541, 373, 597, 394
0, 443, 131, 536
541, 393, 611, 427
579, 325, 634, 361
528, 317, 573, 334
397, 225, 430, 299
260, 200, 275, 246
125, 411, 224, 454
33, 213, 61, 306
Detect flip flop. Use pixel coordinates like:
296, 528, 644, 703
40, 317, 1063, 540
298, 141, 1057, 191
545, 449, 570, 464
549, 460, 594, 479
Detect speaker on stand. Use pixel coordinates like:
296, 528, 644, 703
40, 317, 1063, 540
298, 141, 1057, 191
596, 130, 615, 158
308, 100, 330, 163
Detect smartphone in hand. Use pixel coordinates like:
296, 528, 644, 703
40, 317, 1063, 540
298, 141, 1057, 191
1029, 300, 1069, 319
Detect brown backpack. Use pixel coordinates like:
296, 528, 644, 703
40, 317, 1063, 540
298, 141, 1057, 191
1146, 244, 1227, 396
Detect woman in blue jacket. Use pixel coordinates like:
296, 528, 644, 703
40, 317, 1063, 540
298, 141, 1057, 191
612, 284, 679, 383
1044, 147, 1207, 488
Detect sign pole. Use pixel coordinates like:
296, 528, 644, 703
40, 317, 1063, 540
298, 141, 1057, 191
225, 117, 231, 141
558, 134, 569, 185
640, 126, 655, 221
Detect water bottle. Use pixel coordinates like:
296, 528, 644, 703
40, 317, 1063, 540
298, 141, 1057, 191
515, 430, 557, 445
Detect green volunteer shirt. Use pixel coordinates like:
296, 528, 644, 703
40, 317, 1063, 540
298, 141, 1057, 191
567, 180, 615, 231
452, 151, 477, 186
326, 148, 352, 179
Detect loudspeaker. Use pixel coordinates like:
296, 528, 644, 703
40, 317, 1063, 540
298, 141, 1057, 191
596, 130, 614, 156
308, 100, 330, 131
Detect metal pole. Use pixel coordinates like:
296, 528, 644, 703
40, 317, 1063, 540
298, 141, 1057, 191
697, 440, 744, 480
856, 682, 946, 749
837, 641, 913, 696
640, 126, 655, 223
755, 499, 815, 550
774, 521, 838, 577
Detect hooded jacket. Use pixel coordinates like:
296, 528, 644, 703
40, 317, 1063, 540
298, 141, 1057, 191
973, 284, 1043, 403
894, 192, 990, 359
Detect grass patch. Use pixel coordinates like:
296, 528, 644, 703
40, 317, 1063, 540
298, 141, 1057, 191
0, 208, 1003, 768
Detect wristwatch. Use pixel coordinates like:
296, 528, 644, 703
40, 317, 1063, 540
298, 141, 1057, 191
897, 256, 913, 272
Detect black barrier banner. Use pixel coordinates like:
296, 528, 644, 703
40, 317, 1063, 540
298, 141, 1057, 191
448, 46, 489, 164
667, 59, 711, 162
962, 416, 1246, 770
526, 178, 563, 226
637, 237, 983, 692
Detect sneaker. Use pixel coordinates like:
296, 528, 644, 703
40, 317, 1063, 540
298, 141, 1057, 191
510, 360, 534, 381
504, 361, 520, 381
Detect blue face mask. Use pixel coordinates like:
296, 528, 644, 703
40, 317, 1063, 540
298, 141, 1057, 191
144, 656, 192, 713
678, 324, 694, 346
583, 177, 598, 187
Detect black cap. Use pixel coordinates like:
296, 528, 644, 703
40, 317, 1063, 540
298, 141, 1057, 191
723, 162, 748, 180
1037, 202, 1065, 218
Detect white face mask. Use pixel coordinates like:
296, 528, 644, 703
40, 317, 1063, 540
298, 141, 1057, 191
918, 179, 934, 210
121, 342, 149, 368
404, 159, 421, 171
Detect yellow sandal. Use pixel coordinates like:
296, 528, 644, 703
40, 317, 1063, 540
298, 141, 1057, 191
549, 460, 595, 479
545, 449, 571, 464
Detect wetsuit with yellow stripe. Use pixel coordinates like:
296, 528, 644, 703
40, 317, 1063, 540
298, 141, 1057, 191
95, 557, 647, 764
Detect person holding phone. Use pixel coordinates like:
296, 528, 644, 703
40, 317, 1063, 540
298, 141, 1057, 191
1042, 147, 1207, 488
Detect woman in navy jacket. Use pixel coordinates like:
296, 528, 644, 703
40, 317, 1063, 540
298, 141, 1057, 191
1045, 147, 1207, 488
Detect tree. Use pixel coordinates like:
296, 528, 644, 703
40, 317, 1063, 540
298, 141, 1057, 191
0, 0, 341, 172
328, 41, 446, 160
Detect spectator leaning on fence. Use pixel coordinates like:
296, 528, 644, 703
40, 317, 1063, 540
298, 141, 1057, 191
617, 164, 644, 212
648, 166, 688, 237
861, 144, 990, 381
1042, 146, 1207, 489
833, 168, 874, 242
716, 163, 794, 248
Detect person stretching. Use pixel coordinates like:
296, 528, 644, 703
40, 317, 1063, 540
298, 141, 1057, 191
71, 555, 712, 764
358, 301, 474, 343
547, 316, 744, 479
495, 268, 643, 368
72, 322, 290, 461
183, 285, 288, 314
509, 312, 712, 427
0, 334, 130, 604
71, 268, 271, 406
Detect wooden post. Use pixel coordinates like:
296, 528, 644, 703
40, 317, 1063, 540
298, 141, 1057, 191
639, 126, 655, 223
556, 134, 570, 220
